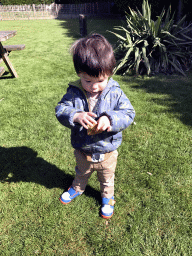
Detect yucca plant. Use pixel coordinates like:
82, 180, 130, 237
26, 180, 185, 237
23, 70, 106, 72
111, 0, 192, 76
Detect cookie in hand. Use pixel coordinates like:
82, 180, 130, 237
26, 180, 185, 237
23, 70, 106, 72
87, 122, 100, 135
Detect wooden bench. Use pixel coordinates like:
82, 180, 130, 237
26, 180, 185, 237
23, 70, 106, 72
3, 44, 25, 53
1, 44, 25, 77
0, 31, 24, 78
0, 66, 5, 77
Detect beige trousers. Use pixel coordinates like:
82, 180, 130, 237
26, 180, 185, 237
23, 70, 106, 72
72, 149, 118, 198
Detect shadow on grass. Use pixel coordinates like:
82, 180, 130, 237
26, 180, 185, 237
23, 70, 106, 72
56, 17, 122, 45
57, 19, 81, 40
0, 146, 101, 203
0, 71, 14, 79
127, 73, 192, 127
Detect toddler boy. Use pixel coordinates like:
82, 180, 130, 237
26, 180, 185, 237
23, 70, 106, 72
55, 33, 135, 219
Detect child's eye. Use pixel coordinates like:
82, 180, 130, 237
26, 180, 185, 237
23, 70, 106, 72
86, 81, 91, 83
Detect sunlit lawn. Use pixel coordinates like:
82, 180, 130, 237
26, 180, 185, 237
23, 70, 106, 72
0, 19, 191, 255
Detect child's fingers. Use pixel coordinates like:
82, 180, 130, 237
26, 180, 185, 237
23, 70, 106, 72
96, 116, 110, 132
95, 121, 102, 131
87, 113, 97, 125
83, 114, 97, 129
87, 112, 97, 120
97, 123, 107, 131
96, 121, 106, 132
84, 119, 96, 128
81, 122, 89, 129
88, 112, 97, 117
87, 115, 112, 135
107, 126, 112, 132
74, 112, 97, 129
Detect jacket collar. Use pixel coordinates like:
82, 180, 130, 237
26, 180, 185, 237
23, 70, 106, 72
69, 79, 87, 98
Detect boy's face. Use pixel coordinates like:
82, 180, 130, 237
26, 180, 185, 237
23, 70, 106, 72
78, 73, 109, 95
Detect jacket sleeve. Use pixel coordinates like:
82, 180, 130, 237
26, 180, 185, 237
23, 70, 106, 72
102, 88, 135, 133
55, 87, 83, 129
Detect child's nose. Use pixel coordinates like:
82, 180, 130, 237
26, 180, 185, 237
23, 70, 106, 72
92, 82, 98, 88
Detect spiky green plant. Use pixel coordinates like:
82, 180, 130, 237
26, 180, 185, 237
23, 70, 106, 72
111, 0, 192, 76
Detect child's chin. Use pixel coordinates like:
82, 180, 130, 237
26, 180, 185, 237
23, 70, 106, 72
90, 91, 100, 95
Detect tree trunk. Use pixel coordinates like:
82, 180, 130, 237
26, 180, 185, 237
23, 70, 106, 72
177, 0, 183, 21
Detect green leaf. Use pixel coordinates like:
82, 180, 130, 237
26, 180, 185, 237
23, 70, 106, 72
142, 46, 151, 75
135, 48, 141, 73
176, 15, 186, 27
168, 59, 186, 76
180, 33, 192, 41
109, 31, 126, 42
154, 16, 163, 37
114, 47, 134, 73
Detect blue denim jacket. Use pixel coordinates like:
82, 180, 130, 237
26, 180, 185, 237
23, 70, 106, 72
55, 78, 135, 153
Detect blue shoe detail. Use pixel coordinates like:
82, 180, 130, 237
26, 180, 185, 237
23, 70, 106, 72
101, 196, 115, 219
60, 186, 82, 205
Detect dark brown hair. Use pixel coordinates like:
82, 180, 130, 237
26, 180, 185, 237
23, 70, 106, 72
71, 33, 116, 77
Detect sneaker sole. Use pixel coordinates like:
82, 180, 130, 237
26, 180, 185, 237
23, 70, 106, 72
101, 213, 113, 219
59, 197, 71, 205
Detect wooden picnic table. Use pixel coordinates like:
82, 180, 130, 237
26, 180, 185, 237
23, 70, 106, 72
0, 30, 25, 78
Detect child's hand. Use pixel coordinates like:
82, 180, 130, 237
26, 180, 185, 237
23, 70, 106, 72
73, 112, 97, 129
95, 115, 112, 133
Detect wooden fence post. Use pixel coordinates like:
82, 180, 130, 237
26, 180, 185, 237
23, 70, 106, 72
79, 14, 87, 37
32, 4, 36, 16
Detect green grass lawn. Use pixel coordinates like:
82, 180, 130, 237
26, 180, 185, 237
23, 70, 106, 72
0, 18, 192, 255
